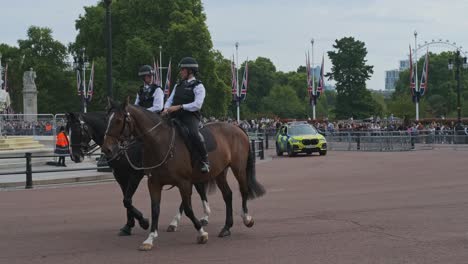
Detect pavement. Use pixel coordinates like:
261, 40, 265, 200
1, 148, 468, 263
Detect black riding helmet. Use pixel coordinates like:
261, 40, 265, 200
178, 57, 199, 74
138, 65, 154, 80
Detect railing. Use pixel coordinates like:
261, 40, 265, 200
0, 153, 110, 189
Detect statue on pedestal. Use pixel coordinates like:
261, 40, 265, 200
23, 68, 38, 121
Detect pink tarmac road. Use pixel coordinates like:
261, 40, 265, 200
1, 149, 468, 264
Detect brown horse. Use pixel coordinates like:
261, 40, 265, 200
102, 100, 265, 251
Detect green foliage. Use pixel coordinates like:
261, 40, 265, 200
262, 85, 305, 118
19, 27, 78, 113
73, 0, 229, 116
391, 51, 468, 119
326, 37, 377, 119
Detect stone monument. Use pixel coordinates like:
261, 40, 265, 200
22, 68, 38, 122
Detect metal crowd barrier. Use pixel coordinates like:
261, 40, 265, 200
0, 153, 109, 189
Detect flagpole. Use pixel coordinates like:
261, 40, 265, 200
159, 45, 163, 86
235, 42, 240, 124
311, 39, 316, 120
414, 31, 419, 121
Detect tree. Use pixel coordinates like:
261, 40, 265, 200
18, 26, 78, 113
262, 85, 305, 118
326, 37, 377, 119
74, 0, 230, 116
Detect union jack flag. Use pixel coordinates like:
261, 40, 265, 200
164, 60, 171, 97
240, 60, 248, 101
231, 56, 238, 101
87, 61, 95, 101
316, 55, 325, 98
419, 50, 429, 96
409, 45, 416, 98
153, 58, 161, 86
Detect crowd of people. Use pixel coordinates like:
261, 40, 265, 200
0, 118, 67, 136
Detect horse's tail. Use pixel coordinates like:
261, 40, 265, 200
246, 134, 266, 200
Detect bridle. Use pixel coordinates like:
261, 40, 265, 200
69, 116, 99, 159
105, 110, 175, 170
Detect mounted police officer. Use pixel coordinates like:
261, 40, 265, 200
135, 65, 164, 113
162, 57, 210, 173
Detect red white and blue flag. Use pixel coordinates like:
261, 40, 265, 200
316, 55, 325, 98
240, 60, 248, 101
419, 49, 429, 96
163, 60, 171, 97
231, 56, 238, 101
3, 64, 8, 92
153, 58, 161, 86
409, 45, 416, 98
76, 69, 82, 96
306, 52, 312, 97
87, 61, 95, 101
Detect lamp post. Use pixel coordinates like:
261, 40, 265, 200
235, 42, 240, 123
414, 31, 420, 121
104, 0, 113, 98
448, 50, 468, 132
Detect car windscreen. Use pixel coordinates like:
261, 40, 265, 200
289, 125, 318, 136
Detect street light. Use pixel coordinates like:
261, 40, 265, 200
104, 0, 113, 98
447, 50, 468, 134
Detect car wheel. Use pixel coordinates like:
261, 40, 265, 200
287, 144, 296, 157
319, 150, 327, 156
276, 143, 283, 156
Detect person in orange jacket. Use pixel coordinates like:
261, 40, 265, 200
55, 126, 69, 166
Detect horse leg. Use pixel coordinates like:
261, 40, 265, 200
167, 203, 183, 232
123, 173, 149, 230
233, 168, 255, 228
179, 181, 208, 244
115, 173, 135, 236
216, 169, 233, 237
139, 178, 162, 251
194, 182, 211, 226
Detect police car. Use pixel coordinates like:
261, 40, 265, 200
275, 121, 327, 157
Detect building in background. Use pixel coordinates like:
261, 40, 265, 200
384, 59, 410, 91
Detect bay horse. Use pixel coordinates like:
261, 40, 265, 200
66, 112, 213, 236
102, 100, 266, 251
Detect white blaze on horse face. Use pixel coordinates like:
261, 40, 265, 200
169, 211, 182, 227
142, 231, 158, 246
105, 112, 115, 136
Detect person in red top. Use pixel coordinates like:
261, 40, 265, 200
55, 126, 69, 166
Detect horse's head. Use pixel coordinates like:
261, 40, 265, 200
66, 112, 93, 163
102, 98, 134, 159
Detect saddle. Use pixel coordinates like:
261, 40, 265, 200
171, 119, 217, 168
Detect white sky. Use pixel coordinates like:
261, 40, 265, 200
1, 0, 467, 90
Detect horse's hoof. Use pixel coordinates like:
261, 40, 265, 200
166, 225, 177, 232
138, 243, 153, 251
218, 228, 231, 238
139, 218, 150, 230
197, 232, 209, 244
200, 219, 209, 226
118, 226, 132, 236
244, 218, 254, 228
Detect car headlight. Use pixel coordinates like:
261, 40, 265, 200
290, 138, 299, 143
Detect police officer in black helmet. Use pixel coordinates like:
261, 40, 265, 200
163, 57, 210, 173
135, 65, 164, 113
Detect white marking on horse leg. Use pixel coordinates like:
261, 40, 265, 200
198, 227, 208, 236
169, 211, 182, 227
142, 231, 158, 246
241, 211, 252, 225
201, 201, 211, 221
